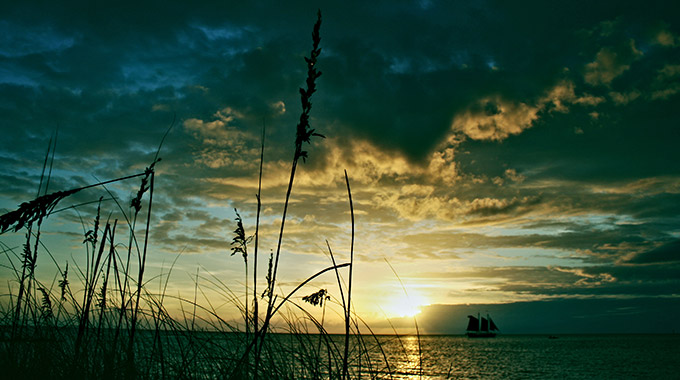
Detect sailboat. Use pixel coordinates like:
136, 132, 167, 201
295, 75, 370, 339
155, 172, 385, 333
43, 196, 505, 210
466, 313, 499, 338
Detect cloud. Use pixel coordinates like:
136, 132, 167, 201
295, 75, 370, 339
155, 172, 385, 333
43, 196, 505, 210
648, 64, 680, 100
467, 196, 538, 217
427, 146, 459, 184
587, 177, 680, 196
656, 64, 680, 80
183, 107, 259, 169
542, 81, 605, 111
649, 84, 680, 100
2, 1, 680, 327
609, 90, 641, 105
625, 239, 680, 264
372, 185, 462, 222
452, 96, 540, 141
551, 266, 617, 286
583, 40, 643, 86
654, 29, 678, 47
413, 261, 680, 301
372, 185, 541, 223
504, 168, 525, 183
0, 20, 77, 58
450, 80, 606, 143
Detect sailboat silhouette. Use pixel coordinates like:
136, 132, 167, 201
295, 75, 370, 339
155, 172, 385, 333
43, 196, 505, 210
466, 313, 499, 338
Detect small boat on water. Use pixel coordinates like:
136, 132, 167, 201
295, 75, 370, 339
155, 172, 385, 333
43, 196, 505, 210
466, 313, 499, 338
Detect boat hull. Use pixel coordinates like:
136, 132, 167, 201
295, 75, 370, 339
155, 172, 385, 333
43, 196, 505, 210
466, 332, 497, 338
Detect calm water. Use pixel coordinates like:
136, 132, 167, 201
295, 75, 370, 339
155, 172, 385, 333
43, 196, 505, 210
132, 332, 680, 379
360, 334, 680, 379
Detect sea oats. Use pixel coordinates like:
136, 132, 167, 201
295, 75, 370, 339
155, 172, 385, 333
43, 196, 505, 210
37, 286, 53, 320
302, 288, 330, 307
0, 188, 80, 234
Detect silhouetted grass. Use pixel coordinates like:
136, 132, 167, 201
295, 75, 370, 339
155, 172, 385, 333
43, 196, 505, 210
0, 10, 422, 380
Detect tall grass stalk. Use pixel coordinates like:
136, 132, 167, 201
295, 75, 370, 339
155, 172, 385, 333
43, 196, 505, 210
230, 208, 251, 334
258, 8, 324, 367
16, 134, 56, 334
12, 136, 54, 337
128, 164, 157, 374
0, 11, 424, 380
252, 119, 265, 377
74, 216, 110, 358
37, 131, 54, 198
342, 169, 355, 380
95, 219, 117, 355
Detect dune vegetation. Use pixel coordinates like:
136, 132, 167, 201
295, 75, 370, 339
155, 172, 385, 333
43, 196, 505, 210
0, 11, 421, 379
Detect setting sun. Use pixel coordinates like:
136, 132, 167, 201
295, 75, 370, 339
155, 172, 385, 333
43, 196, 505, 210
1, 1, 679, 378
383, 292, 429, 319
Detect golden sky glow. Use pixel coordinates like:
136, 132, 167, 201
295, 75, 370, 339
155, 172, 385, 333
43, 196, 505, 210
1, 1, 679, 334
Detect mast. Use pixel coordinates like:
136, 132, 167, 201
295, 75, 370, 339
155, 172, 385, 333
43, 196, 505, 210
478, 312, 480, 331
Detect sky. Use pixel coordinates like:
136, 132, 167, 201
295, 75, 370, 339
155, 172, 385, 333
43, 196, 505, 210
1, 0, 679, 334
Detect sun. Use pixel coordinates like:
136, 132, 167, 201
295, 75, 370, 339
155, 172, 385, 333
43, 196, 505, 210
382, 292, 428, 318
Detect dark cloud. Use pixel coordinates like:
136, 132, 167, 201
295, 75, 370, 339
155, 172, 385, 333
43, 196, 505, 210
400, 219, 672, 264
626, 239, 680, 264
414, 262, 680, 300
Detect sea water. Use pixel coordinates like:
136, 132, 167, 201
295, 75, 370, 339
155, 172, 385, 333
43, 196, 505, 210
132, 332, 680, 379
360, 334, 680, 379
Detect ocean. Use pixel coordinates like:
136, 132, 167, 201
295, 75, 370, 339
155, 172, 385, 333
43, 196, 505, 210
360, 334, 680, 379
119, 331, 680, 379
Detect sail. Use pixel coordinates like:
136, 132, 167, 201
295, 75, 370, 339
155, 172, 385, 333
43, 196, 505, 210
489, 317, 499, 331
481, 317, 489, 331
466, 315, 479, 331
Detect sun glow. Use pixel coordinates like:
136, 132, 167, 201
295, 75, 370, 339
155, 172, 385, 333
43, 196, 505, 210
383, 292, 429, 319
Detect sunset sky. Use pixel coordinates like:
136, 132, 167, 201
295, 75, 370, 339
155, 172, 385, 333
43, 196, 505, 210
1, 1, 679, 334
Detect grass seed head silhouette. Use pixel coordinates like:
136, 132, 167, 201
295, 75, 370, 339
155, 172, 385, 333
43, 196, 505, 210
58, 262, 69, 301
38, 286, 54, 320
83, 197, 103, 248
130, 158, 159, 213
230, 208, 251, 260
22, 236, 34, 274
302, 288, 330, 307
0, 10, 418, 380
0, 188, 81, 234
96, 283, 107, 309
295, 9, 325, 163
262, 249, 274, 299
